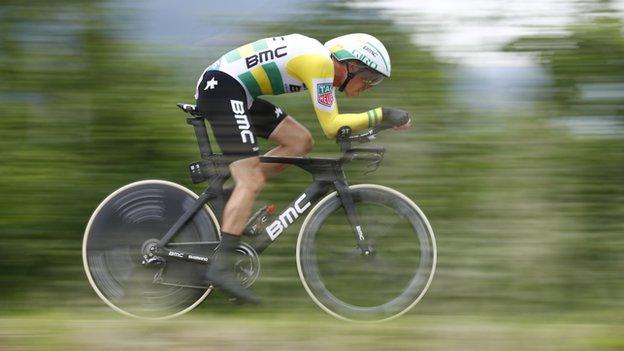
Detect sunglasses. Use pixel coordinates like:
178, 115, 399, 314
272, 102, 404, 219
348, 62, 385, 86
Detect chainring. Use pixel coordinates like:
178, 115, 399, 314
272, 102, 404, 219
234, 242, 261, 288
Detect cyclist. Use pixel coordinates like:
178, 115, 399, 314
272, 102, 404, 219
194, 33, 411, 303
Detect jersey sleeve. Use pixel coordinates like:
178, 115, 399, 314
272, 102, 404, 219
286, 54, 384, 139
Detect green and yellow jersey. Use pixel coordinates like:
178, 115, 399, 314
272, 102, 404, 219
200, 33, 383, 139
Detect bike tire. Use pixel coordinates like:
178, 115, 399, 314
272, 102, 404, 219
82, 180, 220, 319
296, 184, 436, 322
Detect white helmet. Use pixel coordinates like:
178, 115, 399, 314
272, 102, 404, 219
324, 33, 391, 77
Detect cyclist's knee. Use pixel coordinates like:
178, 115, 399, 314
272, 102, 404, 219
271, 116, 314, 155
297, 129, 314, 154
287, 128, 314, 155
238, 171, 265, 195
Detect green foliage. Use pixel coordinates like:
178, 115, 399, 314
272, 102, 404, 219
0, 0, 622, 320
506, 14, 624, 115
502, 3, 624, 309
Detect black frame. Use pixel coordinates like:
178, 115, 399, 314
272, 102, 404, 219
152, 104, 388, 266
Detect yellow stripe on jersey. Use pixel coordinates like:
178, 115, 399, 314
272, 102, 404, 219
249, 66, 273, 95
286, 54, 334, 78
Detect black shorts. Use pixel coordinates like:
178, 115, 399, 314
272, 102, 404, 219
195, 70, 288, 161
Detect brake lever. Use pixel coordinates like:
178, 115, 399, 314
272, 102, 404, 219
364, 150, 385, 174
344, 147, 385, 174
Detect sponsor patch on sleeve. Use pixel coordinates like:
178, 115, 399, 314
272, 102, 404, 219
313, 79, 336, 112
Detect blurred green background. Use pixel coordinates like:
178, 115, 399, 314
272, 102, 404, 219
1, 0, 623, 350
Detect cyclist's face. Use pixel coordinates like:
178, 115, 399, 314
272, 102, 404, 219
343, 62, 384, 97
344, 75, 370, 97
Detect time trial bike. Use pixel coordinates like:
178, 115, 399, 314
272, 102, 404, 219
82, 103, 437, 321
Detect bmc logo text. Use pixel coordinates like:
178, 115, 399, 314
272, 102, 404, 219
362, 45, 378, 58
266, 193, 311, 240
230, 100, 255, 144
168, 251, 184, 258
246, 46, 287, 69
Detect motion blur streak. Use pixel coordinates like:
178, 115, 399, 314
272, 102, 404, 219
0, 0, 622, 349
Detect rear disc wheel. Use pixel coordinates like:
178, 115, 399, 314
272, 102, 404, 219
82, 180, 220, 319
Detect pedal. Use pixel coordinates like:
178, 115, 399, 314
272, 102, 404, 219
228, 297, 245, 305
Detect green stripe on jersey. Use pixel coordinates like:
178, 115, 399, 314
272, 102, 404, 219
261, 62, 285, 95
252, 39, 268, 52
238, 72, 262, 97
366, 111, 373, 127
224, 49, 241, 63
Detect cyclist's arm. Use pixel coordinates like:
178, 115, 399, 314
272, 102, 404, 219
286, 54, 383, 139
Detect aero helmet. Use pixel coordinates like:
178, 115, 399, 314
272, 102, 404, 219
324, 33, 391, 77
324, 33, 391, 91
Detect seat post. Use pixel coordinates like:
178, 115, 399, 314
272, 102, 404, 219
186, 117, 213, 160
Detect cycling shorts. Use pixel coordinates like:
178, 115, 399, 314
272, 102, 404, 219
196, 70, 288, 161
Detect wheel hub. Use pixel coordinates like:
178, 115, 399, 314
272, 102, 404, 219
140, 238, 163, 266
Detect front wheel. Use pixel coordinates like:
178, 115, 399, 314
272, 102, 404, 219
296, 184, 436, 322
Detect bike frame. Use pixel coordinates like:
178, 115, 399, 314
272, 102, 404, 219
152, 110, 382, 265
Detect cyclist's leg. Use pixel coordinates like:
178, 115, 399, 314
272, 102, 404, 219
248, 98, 314, 177
221, 156, 265, 235
196, 70, 261, 303
262, 116, 313, 177
206, 158, 263, 304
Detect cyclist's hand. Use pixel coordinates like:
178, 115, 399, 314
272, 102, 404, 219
393, 118, 411, 130
381, 107, 411, 130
